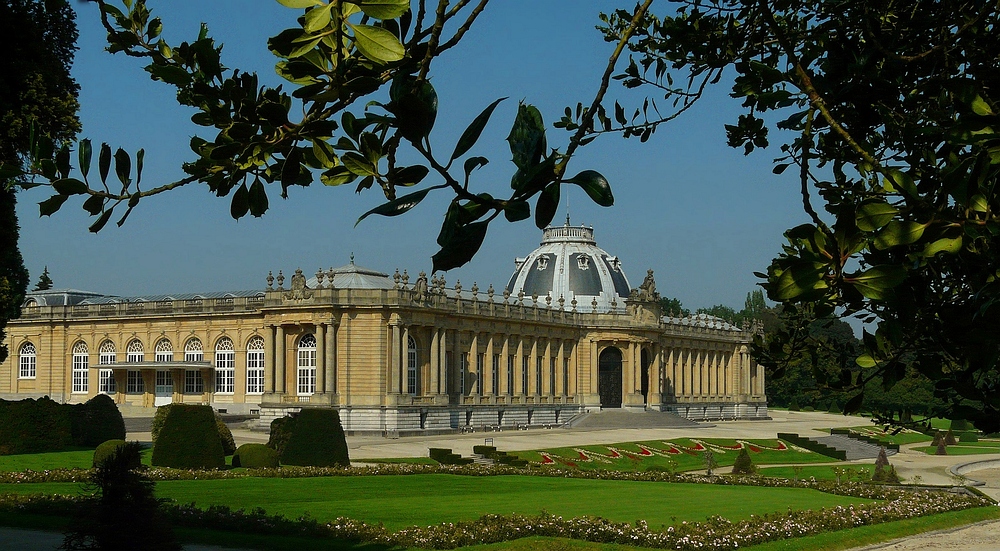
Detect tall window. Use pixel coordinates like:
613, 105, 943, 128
185, 369, 204, 394
536, 356, 543, 395
126, 339, 144, 363
550, 357, 556, 395
184, 338, 204, 362
126, 370, 144, 393
563, 357, 570, 396
246, 336, 265, 394
215, 337, 235, 394
154, 339, 173, 362
459, 354, 467, 395
18, 342, 36, 379
72, 342, 89, 393
99, 341, 116, 394
406, 336, 417, 395
507, 355, 515, 396
492, 354, 500, 395
476, 353, 485, 394
297, 334, 317, 396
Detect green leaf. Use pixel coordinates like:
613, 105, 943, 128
231, 183, 250, 219
855, 354, 877, 368
277, 0, 322, 7
355, 187, 434, 226
504, 200, 530, 222
506, 103, 546, 170
88, 208, 115, 233
78, 138, 94, 178
432, 220, 490, 272
303, 3, 333, 33
843, 393, 865, 415
849, 266, 907, 300
464, 157, 489, 178
55, 146, 70, 179
248, 179, 269, 217
855, 201, 898, 232
349, 0, 410, 19
391, 165, 429, 186
39, 195, 68, 217
923, 236, 962, 257
82, 195, 104, 216
883, 169, 917, 196
311, 139, 337, 169
114, 148, 131, 187
348, 23, 404, 64
342, 152, 375, 176
99, 144, 112, 185
52, 178, 88, 195
565, 170, 614, 207
971, 95, 994, 116
772, 262, 828, 301
321, 166, 356, 186
0, 164, 24, 180
873, 221, 926, 249
391, 79, 437, 143
451, 97, 506, 161
535, 182, 560, 229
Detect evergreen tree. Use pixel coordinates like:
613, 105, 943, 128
32, 266, 52, 291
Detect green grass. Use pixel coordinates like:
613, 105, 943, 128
516, 438, 833, 473
916, 441, 1000, 455
829, 426, 932, 446
0, 447, 155, 472
358, 457, 438, 465
0, 474, 873, 530
757, 465, 874, 482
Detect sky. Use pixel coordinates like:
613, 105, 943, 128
16, 0, 810, 312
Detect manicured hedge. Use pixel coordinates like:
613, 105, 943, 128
731, 447, 756, 474
0, 395, 125, 455
153, 404, 235, 455
232, 443, 279, 469
269, 409, 350, 467
776, 433, 847, 461
151, 404, 225, 469
92, 439, 143, 470
429, 448, 474, 465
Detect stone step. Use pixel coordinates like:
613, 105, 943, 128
471, 454, 494, 466
565, 409, 704, 429
809, 434, 897, 461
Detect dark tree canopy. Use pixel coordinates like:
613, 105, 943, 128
32, 265, 53, 291
602, 0, 1000, 431
0, 0, 80, 363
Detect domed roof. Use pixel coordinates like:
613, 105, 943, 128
505, 220, 631, 313
305, 258, 395, 290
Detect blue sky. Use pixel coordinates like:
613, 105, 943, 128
16, 0, 809, 311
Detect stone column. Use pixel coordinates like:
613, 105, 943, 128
500, 337, 510, 396
430, 328, 439, 395
470, 333, 479, 395
390, 323, 401, 395
742, 347, 751, 398
402, 326, 411, 394
650, 343, 661, 406
275, 325, 286, 394
555, 340, 565, 397
315, 323, 326, 395
326, 319, 336, 396
263, 325, 274, 394
438, 328, 447, 396
484, 335, 494, 396
514, 337, 524, 395
541, 339, 551, 396
528, 338, 538, 395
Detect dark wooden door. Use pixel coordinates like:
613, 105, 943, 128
598, 347, 623, 408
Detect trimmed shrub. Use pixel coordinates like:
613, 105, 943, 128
151, 405, 225, 469
944, 429, 957, 445
0, 397, 73, 454
429, 448, 474, 465
950, 419, 973, 431
930, 430, 943, 447
935, 441, 948, 455
232, 443, 279, 469
267, 416, 293, 456
787, 399, 800, 411
215, 413, 236, 456
959, 431, 979, 443
827, 402, 842, 414
93, 440, 131, 468
72, 394, 126, 448
150, 404, 171, 443
473, 445, 497, 455
276, 409, 350, 467
731, 447, 756, 475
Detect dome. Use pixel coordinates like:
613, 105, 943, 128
505, 220, 631, 313
305, 259, 395, 289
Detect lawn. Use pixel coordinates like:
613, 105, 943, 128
915, 440, 1000, 455
514, 438, 833, 472
0, 474, 873, 530
829, 426, 932, 446
757, 465, 874, 482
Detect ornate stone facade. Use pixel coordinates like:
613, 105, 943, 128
0, 224, 767, 433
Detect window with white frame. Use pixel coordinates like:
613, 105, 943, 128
126, 370, 144, 393
246, 336, 265, 394
406, 336, 417, 395
459, 353, 468, 395
184, 370, 204, 393
98, 341, 116, 393
476, 353, 485, 395
507, 355, 515, 396
184, 338, 203, 362
297, 334, 317, 396
215, 337, 235, 394
492, 354, 500, 395
154, 338, 173, 362
18, 342, 36, 379
126, 339, 144, 363
521, 355, 529, 395
72, 342, 89, 393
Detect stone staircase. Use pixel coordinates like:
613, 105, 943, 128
470, 454, 495, 466
564, 409, 705, 430
807, 434, 897, 461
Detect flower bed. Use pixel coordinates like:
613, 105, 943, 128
0, 485, 991, 550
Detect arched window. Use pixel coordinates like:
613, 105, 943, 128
72, 342, 89, 394
18, 342, 36, 379
126, 339, 144, 363
407, 336, 418, 395
98, 341, 116, 394
297, 334, 317, 396
184, 338, 203, 362
215, 337, 235, 394
246, 336, 265, 395
155, 338, 173, 362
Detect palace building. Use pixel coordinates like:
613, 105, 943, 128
0, 222, 767, 433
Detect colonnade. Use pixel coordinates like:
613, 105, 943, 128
661, 343, 762, 401
262, 321, 338, 398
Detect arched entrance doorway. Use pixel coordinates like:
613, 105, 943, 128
598, 347, 623, 408
640, 348, 651, 404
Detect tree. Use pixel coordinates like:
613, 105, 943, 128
32, 266, 53, 291
0, 0, 80, 363
12, 0, 656, 273
601, 1, 1000, 431
659, 296, 689, 317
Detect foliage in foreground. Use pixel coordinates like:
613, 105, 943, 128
0, 395, 125, 455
